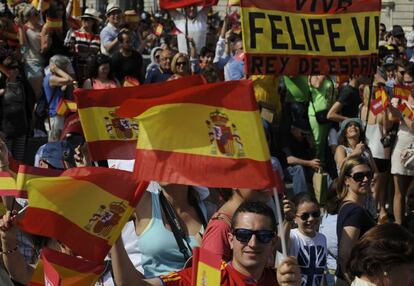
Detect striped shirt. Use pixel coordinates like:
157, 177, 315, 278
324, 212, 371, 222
70, 29, 100, 58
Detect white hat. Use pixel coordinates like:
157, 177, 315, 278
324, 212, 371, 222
80, 8, 101, 22
106, 3, 121, 15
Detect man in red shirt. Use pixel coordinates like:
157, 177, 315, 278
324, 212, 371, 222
111, 201, 300, 286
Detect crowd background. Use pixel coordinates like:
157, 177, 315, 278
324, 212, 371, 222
0, 0, 412, 286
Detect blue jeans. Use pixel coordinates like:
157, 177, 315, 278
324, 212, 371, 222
286, 165, 308, 194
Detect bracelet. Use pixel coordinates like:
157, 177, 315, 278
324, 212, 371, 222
0, 246, 18, 255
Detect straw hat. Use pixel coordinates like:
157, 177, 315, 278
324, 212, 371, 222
80, 8, 101, 22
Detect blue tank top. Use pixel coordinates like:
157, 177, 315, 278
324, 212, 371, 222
138, 192, 203, 278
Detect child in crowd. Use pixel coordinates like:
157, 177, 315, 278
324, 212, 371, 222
287, 192, 328, 286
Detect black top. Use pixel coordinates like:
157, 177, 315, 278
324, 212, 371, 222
336, 201, 376, 279
111, 50, 144, 84
337, 85, 361, 119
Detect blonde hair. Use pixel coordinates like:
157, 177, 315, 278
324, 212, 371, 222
336, 155, 371, 200
171, 53, 190, 75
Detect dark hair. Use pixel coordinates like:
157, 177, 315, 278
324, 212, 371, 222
348, 224, 414, 282
292, 192, 319, 210
87, 54, 115, 80
325, 180, 340, 215
395, 58, 409, 69
338, 121, 365, 147
117, 29, 131, 42
200, 46, 213, 58
407, 62, 414, 79
232, 201, 277, 231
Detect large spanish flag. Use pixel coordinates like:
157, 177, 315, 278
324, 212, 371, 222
28, 247, 104, 286
75, 75, 205, 161
160, 0, 218, 9
116, 80, 275, 189
16, 167, 148, 262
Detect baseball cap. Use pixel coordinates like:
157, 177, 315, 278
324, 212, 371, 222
37, 141, 75, 170
383, 56, 395, 67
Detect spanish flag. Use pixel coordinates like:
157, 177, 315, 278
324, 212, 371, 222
46, 17, 63, 30
16, 167, 148, 262
154, 23, 164, 37
191, 247, 222, 286
15, 165, 62, 198
398, 102, 414, 120
116, 80, 275, 189
394, 85, 411, 101
74, 75, 205, 161
56, 98, 77, 116
160, 0, 218, 9
0, 171, 17, 197
28, 247, 104, 286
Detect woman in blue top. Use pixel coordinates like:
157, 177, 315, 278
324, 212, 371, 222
132, 184, 207, 278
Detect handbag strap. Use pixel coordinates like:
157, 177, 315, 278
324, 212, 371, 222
159, 191, 192, 261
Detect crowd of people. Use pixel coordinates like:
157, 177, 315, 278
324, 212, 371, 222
0, 0, 412, 285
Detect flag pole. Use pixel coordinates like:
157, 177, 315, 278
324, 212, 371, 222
273, 187, 287, 265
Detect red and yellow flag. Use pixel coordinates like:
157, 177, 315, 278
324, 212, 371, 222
370, 87, 389, 115
16, 167, 148, 262
74, 75, 206, 161
46, 17, 63, 30
191, 247, 222, 286
398, 102, 414, 120
28, 247, 104, 286
394, 85, 411, 101
31, 0, 49, 11
56, 98, 77, 116
160, 0, 218, 9
116, 80, 275, 189
0, 171, 17, 197
154, 23, 164, 37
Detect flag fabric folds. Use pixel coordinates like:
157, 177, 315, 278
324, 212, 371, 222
159, 0, 218, 9
0, 171, 17, 197
74, 75, 205, 161
370, 87, 389, 115
116, 80, 275, 189
56, 99, 77, 116
16, 167, 148, 262
28, 247, 104, 286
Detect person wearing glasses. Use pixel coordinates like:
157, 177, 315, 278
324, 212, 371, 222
168, 53, 191, 81
336, 156, 376, 285
111, 201, 301, 286
145, 49, 173, 84
285, 192, 327, 286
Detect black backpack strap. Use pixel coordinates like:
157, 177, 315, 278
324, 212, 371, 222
159, 191, 192, 261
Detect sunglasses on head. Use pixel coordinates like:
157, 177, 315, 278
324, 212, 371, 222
297, 211, 320, 221
233, 228, 275, 244
347, 171, 373, 182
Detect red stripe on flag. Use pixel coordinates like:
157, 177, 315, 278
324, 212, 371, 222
134, 150, 275, 189
117, 80, 257, 118
86, 140, 136, 161
19, 165, 63, 177
160, 0, 218, 9
239, 0, 381, 14
17, 207, 111, 263
42, 247, 104, 274
75, 75, 205, 109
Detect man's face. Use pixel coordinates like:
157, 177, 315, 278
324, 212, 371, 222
108, 10, 122, 26
228, 212, 276, 275
396, 66, 406, 84
159, 51, 172, 71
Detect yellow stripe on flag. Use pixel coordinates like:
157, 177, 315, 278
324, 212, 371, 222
137, 103, 269, 161
196, 262, 221, 286
71, 0, 81, 18
240, 8, 378, 56
26, 176, 135, 244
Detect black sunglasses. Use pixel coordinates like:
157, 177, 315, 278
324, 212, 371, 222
297, 211, 320, 221
176, 61, 188, 66
233, 228, 275, 244
348, 171, 373, 182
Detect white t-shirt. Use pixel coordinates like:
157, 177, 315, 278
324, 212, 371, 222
289, 228, 328, 286
170, 7, 208, 54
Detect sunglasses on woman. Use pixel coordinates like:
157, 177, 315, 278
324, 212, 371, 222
348, 171, 373, 182
176, 61, 188, 66
296, 211, 320, 221
233, 228, 275, 244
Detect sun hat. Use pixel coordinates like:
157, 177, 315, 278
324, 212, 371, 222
338, 118, 363, 139
106, 2, 121, 16
80, 8, 101, 22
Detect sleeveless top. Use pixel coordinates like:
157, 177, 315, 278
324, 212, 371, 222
138, 192, 204, 278
365, 122, 389, 159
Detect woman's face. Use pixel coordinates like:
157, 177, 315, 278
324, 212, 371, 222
345, 122, 360, 140
175, 56, 189, 76
82, 18, 95, 30
345, 164, 372, 196
295, 201, 320, 237
403, 72, 414, 98
98, 63, 110, 79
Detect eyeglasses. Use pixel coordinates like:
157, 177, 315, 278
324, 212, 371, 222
233, 228, 275, 244
176, 61, 188, 66
347, 171, 373, 182
296, 211, 320, 221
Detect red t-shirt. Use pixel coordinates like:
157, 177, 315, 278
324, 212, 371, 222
201, 213, 232, 261
159, 262, 278, 286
